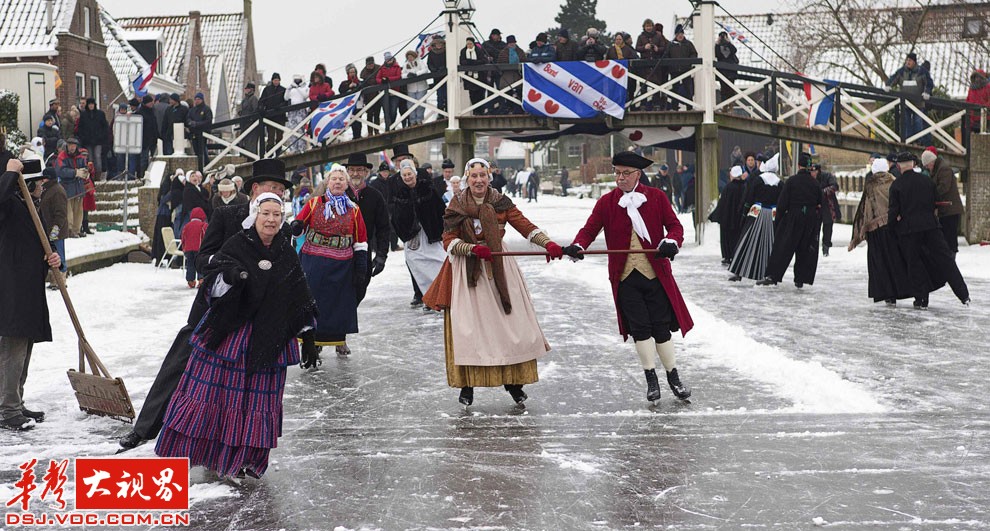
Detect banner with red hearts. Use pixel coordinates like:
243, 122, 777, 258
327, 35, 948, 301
522, 60, 629, 120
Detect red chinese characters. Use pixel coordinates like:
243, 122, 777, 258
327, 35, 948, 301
74, 458, 188, 510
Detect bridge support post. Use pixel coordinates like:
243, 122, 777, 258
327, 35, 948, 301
965, 134, 990, 244
695, 122, 720, 245
444, 128, 476, 175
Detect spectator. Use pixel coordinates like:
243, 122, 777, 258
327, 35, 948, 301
496, 35, 527, 114
260, 73, 289, 152
715, 31, 739, 104
663, 24, 698, 110
338, 64, 365, 138
38, 168, 68, 285
237, 83, 261, 154
560, 166, 570, 196
811, 163, 840, 256
403, 50, 430, 126
966, 69, 989, 133
76, 98, 109, 179
529, 32, 557, 64
652, 163, 674, 204
490, 164, 507, 192
555, 29, 579, 61
577, 34, 607, 62
527, 168, 540, 202
36, 116, 60, 165
153, 94, 169, 140
55, 138, 88, 237
211, 178, 249, 211
482, 29, 506, 110
135, 95, 159, 178
886, 53, 934, 143
180, 170, 211, 234
285, 74, 310, 151
180, 207, 208, 289
164, 94, 189, 157
42, 99, 61, 131
186, 93, 213, 171
376, 52, 404, 128
314, 63, 327, 78
460, 38, 490, 115
635, 19, 669, 110
427, 37, 447, 112
360, 56, 382, 132
169, 169, 186, 230
607, 32, 637, 60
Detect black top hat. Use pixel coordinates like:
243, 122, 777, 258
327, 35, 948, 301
392, 144, 412, 158
242, 158, 292, 192
612, 151, 654, 170
344, 153, 373, 168
21, 159, 44, 180
798, 152, 813, 168
441, 159, 455, 169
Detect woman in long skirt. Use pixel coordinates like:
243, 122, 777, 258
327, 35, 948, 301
156, 193, 317, 479
292, 164, 368, 358
391, 159, 446, 298
424, 158, 564, 406
729, 153, 782, 282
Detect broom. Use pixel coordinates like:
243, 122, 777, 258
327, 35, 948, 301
16, 168, 135, 423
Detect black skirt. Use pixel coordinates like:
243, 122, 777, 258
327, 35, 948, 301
865, 226, 945, 302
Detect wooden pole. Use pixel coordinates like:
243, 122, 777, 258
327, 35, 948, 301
490, 248, 659, 257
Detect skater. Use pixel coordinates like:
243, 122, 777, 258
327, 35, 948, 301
423, 158, 563, 406
812, 163, 840, 256
156, 192, 317, 479
711, 165, 747, 265
887, 152, 970, 308
728, 153, 781, 282
758, 153, 823, 287
391, 159, 446, 305
344, 153, 390, 306
920, 148, 963, 255
118, 159, 294, 451
291, 164, 369, 358
563, 151, 694, 404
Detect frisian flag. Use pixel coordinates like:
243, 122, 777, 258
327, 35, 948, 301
720, 24, 747, 43
416, 32, 445, 59
309, 94, 359, 142
522, 60, 629, 120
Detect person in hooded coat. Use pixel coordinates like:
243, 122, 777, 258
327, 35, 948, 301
728, 153, 782, 282
758, 152, 823, 287
711, 165, 747, 265
181, 171, 212, 231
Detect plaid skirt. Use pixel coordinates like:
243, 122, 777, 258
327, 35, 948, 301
155, 320, 300, 478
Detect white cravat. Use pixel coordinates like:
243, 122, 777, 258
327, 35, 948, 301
618, 190, 651, 244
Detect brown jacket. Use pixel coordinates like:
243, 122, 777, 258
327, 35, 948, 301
40, 180, 68, 241
930, 157, 963, 217
849, 171, 894, 249
496, 46, 528, 86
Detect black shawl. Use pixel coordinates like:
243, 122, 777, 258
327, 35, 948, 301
390, 174, 446, 243
199, 227, 317, 372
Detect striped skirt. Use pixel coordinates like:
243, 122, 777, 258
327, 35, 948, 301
155, 321, 300, 479
729, 204, 776, 281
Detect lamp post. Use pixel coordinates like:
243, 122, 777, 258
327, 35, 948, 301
441, 0, 477, 172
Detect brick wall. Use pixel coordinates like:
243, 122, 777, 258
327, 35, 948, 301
965, 135, 990, 244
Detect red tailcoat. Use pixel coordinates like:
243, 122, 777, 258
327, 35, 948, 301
572, 183, 694, 340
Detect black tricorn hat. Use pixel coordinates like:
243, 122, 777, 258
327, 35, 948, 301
242, 158, 292, 191
344, 153, 373, 169
612, 150, 654, 170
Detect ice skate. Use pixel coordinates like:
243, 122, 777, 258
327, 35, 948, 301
666, 368, 692, 401
644, 369, 661, 403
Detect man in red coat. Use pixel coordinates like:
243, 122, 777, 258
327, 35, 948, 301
565, 151, 694, 404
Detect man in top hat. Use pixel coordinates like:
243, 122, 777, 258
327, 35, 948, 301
564, 151, 694, 404
887, 152, 970, 309
758, 152, 823, 287
344, 153, 390, 304
0, 158, 62, 431
119, 158, 295, 451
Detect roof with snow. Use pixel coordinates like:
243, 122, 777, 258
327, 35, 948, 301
99, 7, 181, 96
116, 12, 248, 118
0, 0, 76, 57
681, 3, 989, 99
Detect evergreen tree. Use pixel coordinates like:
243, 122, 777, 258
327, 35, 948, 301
552, 0, 607, 38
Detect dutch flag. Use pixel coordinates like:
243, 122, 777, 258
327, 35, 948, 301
132, 58, 159, 98
805, 79, 839, 127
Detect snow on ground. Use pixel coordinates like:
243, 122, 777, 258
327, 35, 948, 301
64, 230, 144, 261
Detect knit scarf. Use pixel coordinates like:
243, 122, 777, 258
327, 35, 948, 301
444, 187, 515, 314
465, 45, 476, 60
612, 45, 624, 60
323, 190, 354, 220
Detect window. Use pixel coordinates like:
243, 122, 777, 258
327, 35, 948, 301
89, 76, 100, 106
567, 144, 582, 158
83, 7, 91, 39
75, 73, 85, 99
963, 17, 985, 38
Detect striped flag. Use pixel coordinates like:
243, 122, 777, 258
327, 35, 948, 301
522, 60, 628, 119
415, 32, 444, 59
132, 58, 159, 97
804, 79, 839, 127
309, 94, 359, 142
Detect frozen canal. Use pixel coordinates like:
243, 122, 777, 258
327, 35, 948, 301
1, 195, 987, 529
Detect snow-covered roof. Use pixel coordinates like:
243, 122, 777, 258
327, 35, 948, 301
99, 6, 181, 97
116, 12, 248, 118
0, 0, 77, 57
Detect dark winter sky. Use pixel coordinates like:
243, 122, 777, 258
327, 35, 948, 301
100, 0, 787, 83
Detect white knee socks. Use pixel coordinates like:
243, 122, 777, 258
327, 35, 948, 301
656, 340, 676, 372
634, 339, 657, 370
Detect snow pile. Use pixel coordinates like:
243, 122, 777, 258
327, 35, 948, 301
64, 230, 144, 260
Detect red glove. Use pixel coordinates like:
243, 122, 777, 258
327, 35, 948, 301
472, 244, 493, 261
544, 241, 563, 262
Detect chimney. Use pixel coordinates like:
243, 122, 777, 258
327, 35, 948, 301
243, 0, 252, 22
46, 0, 54, 32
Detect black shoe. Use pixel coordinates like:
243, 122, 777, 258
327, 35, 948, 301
728, 274, 742, 282
410, 297, 423, 307
0, 415, 36, 432
666, 368, 692, 400
458, 387, 474, 406
962, 298, 971, 306
504, 384, 528, 404
913, 297, 929, 310
794, 282, 804, 289
822, 247, 829, 257
118, 431, 147, 449
21, 408, 45, 423
756, 277, 777, 286
720, 258, 731, 266
885, 299, 897, 307
644, 369, 661, 402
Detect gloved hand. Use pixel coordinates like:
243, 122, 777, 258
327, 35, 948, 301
75, 168, 87, 179
299, 329, 321, 369
370, 254, 387, 276
353, 250, 368, 287
562, 244, 584, 261
222, 266, 248, 285
49, 225, 60, 241
544, 241, 563, 262
472, 244, 493, 262
922, 93, 931, 101
655, 239, 679, 260
290, 219, 305, 237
